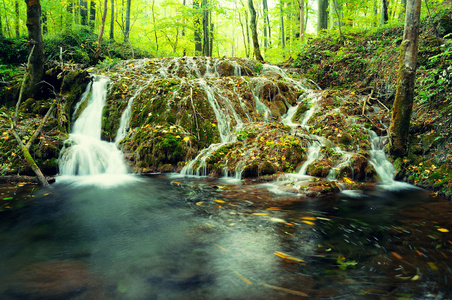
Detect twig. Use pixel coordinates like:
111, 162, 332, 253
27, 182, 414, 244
15, 44, 35, 126
190, 86, 200, 143
362, 89, 374, 115
25, 102, 56, 150
376, 98, 389, 111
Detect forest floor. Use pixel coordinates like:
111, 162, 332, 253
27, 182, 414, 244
292, 8, 452, 198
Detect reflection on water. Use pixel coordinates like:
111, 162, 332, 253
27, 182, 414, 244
0, 176, 451, 299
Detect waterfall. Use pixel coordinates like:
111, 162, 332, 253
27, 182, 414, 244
58, 76, 135, 185
368, 131, 396, 184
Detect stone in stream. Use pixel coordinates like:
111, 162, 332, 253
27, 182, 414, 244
8, 260, 109, 299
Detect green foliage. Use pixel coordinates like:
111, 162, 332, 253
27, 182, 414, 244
0, 36, 28, 64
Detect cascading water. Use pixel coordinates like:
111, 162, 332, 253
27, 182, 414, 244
58, 76, 134, 185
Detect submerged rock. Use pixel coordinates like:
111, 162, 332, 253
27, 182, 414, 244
8, 260, 102, 299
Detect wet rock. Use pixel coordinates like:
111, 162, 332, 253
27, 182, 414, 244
9, 260, 100, 300
305, 180, 340, 197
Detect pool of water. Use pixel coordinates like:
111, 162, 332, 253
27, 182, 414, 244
1, 175, 451, 299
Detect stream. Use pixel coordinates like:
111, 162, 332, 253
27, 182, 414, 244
1, 177, 451, 299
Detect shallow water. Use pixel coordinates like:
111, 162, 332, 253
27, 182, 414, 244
1, 176, 451, 299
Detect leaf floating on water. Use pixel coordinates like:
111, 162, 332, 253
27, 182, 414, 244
268, 217, 287, 223
301, 220, 315, 226
411, 274, 420, 281
267, 207, 281, 211
437, 228, 449, 233
214, 199, 226, 203
274, 251, 305, 263
427, 262, 439, 271
43, 192, 52, 196
2, 197, 13, 201
234, 271, 253, 285
252, 213, 269, 216
301, 216, 317, 221
215, 244, 228, 251
260, 282, 308, 297
391, 252, 403, 260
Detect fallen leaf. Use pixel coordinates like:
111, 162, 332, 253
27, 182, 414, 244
274, 251, 305, 263
391, 252, 403, 260
301, 220, 315, 225
252, 213, 269, 216
234, 271, 253, 285
301, 216, 317, 221
214, 199, 226, 203
427, 262, 438, 271
215, 244, 228, 251
437, 228, 449, 233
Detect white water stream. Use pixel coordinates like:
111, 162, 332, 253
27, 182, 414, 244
58, 76, 136, 186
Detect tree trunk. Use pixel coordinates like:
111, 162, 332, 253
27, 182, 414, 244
110, 0, 114, 39
42, 9, 48, 35
248, 0, 263, 61
15, 0, 20, 37
202, 0, 210, 56
90, 0, 96, 31
151, 0, 159, 54
94, 0, 108, 61
23, 0, 44, 100
299, 0, 305, 41
80, 0, 88, 26
317, 0, 329, 32
380, 0, 388, 25
124, 0, 131, 43
388, 0, 421, 157
0, 10, 3, 37
280, 1, 285, 49
193, 0, 202, 55
262, 0, 270, 49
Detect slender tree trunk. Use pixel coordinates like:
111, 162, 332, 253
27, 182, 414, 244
80, 0, 88, 26
23, 0, 44, 100
151, 0, 159, 54
317, 0, 329, 32
280, 1, 285, 49
299, 0, 304, 41
124, 0, 131, 43
262, 0, 270, 49
248, 0, 263, 61
193, 0, 202, 55
0, 10, 3, 37
202, 0, 210, 56
96, 0, 108, 57
238, 1, 249, 57
109, 0, 114, 39
15, 1, 20, 37
380, 0, 388, 25
388, 0, 421, 157
90, 0, 96, 30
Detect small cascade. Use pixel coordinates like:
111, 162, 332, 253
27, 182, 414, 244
115, 81, 151, 144
297, 142, 321, 176
368, 131, 396, 184
59, 76, 132, 184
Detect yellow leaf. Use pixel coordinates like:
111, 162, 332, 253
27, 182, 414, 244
302, 220, 315, 225
252, 212, 269, 216
427, 262, 438, 271
301, 216, 317, 221
176, 135, 181, 138
183, 137, 190, 142
274, 251, 305, 263
411, 274, 420, 281
343, 177, 355, 184
214, 199, 226, 203
211, 123, 216, 127
234, 271, 253, 285
438, 228, 449, 233
267, 207, 281, 211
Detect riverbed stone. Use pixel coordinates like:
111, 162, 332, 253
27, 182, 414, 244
9, 260, 100, 299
